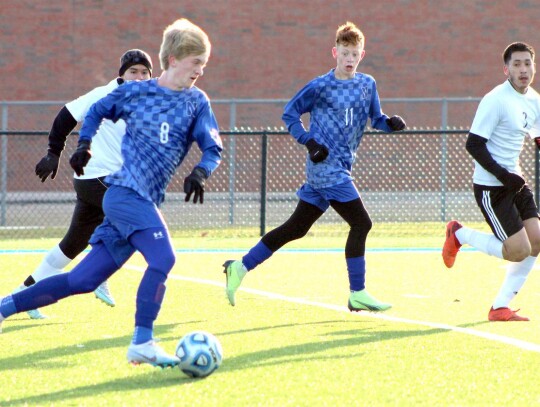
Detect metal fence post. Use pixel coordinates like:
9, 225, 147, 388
228, 102, 237, 225
1, 103, 7, 226
260, 131, 268, 236
440, 99, 448, 222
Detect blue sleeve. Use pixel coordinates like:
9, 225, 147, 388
79, 86, 126, 141
192, 101, 222, 178
368, 81, 392, 133
282, 80, 319, 144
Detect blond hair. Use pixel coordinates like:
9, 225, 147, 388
335, 22, 364, 47
159, 18, 211, 70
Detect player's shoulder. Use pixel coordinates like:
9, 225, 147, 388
479, 82, 511, 107
189, 85, 210, 101
486, 81, 509, 95
71, 78, 120, 102
526, 85, 540, 99
310, 70, 334, 85
121, 78, 154, 92
354, 72, 375, 82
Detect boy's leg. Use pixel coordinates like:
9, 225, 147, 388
331, 196, 391, 311
224, 199, 324, 306
126, 227, 179, 368
1, 243, 119, 324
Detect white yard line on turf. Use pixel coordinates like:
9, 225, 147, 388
123, 264, 540, 354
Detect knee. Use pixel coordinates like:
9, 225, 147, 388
350, 220, 372, 238
503, 242, 531, 262
529, 238, 540, 257
283, 224, 310, 241
68, 274, 101, 294
148, 252, 176, 276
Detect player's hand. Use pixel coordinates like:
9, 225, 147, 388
498, 171, 525, 193
184, 167, 207, 204
534, 137, 540, 150
305, 139, 329, 163
69, 140, 92, 176
35, 151, 60, 182
386, 115, 406, 131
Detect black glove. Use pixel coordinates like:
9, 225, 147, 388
386, 115, 406, 131
69, 140, 92, 176
534, 137, 540, 150
184, 167, 207, 204
305, 139, 329, 163
497, 171, 525, 193
35, 151, 60, 182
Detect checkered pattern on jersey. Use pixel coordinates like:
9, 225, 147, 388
105, 80, 217, 205
306, 72, 376, 189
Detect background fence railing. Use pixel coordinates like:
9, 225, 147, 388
1, 97, 483, 131
0, 129, 538, 240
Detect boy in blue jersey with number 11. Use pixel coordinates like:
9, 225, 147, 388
224, 21, 406, 311
0, 18, 222, 368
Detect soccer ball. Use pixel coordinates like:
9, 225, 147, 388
175, 331, 223, 378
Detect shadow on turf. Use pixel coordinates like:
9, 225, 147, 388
216, 323, 453, 372
0, 322, 197, 372
2, 370, 185, 406
0, 320, 479, 405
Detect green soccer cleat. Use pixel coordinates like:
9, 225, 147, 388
223, 260, 247, 306
348, 289, 392, 312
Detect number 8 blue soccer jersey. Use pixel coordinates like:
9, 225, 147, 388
79, 78, 222, 205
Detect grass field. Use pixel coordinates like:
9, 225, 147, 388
1, 231, 539, 406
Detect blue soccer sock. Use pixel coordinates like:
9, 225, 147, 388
347, 256, 366, 292
129, 228, 174, 342
242, 240, 273, 271
132, 326, 153, 345
0, 296, 17, 318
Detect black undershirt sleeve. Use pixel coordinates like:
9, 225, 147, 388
465, 132, 508, 179
47, 106, 78, 156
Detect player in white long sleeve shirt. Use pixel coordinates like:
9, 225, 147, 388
13, 49, 153, 319
443, 42, 540, 321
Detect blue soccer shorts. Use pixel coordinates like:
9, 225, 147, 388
296, 180, 360, 212
89, 185, 168, 266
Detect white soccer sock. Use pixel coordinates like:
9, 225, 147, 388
492, 256, 536, 309
31, 244, 72, 282
455, 227, 504, 259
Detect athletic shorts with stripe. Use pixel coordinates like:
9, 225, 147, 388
474, 183, 539, 242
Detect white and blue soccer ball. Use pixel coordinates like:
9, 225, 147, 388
175, 331, 223, 378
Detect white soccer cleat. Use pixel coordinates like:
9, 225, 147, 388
127, 340, 180, 368
94, 281, 116, 307
27, 309, 48, 319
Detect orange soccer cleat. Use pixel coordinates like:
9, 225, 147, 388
442, 220, 463, 268
488, 307, 530, 321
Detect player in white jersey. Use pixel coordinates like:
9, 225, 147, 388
12, 49, 153, 319
442, 42, 540, 321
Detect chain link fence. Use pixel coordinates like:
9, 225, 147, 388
1, 99, 538, 242
1, 129, 539, 241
